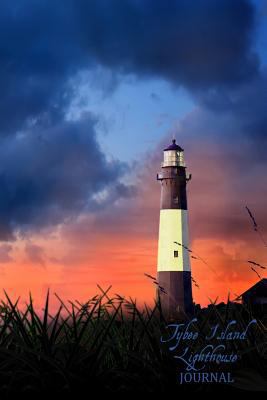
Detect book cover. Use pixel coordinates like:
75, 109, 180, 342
0, 0, 265, 394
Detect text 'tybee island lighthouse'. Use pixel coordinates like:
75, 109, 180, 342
157, 139, 193, 316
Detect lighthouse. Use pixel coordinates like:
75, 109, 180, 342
157, 139, 193, 316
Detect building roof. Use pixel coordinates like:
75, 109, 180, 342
240, 278, 267, 297
164, 139, 184, 152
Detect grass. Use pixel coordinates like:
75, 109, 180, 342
0, 286, 265, 394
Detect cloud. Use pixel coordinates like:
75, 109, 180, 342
196, 68, 267, 153
0, 3, 70, 134
0, 244, 13, 263
0, 114, 130, 240
78, 0, 258, 88
0, 0, 263, 242
24, 243, 46, 268
0, 0, 259, 136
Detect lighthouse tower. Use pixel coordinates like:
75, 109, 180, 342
157, 139, 193, 316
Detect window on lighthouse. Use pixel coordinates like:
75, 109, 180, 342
177, 151, 185, 166
174, 250, 179, 258
163, 150, 185, 167
164, 150, 176, 166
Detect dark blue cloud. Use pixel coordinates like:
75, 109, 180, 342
0, 0, 262, 239
0, 1, 84, 134
78, 0, 258, 88
0, 115, 130, 240
0, 0, 258, 134
196, 68, 267, 159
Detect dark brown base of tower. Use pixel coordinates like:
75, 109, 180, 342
157, 271, 193, 317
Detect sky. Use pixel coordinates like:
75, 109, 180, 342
0, 0, 266, 311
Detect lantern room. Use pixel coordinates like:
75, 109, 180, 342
161, 139, 185, 167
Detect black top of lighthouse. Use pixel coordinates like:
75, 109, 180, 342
164, 139, 184, 152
